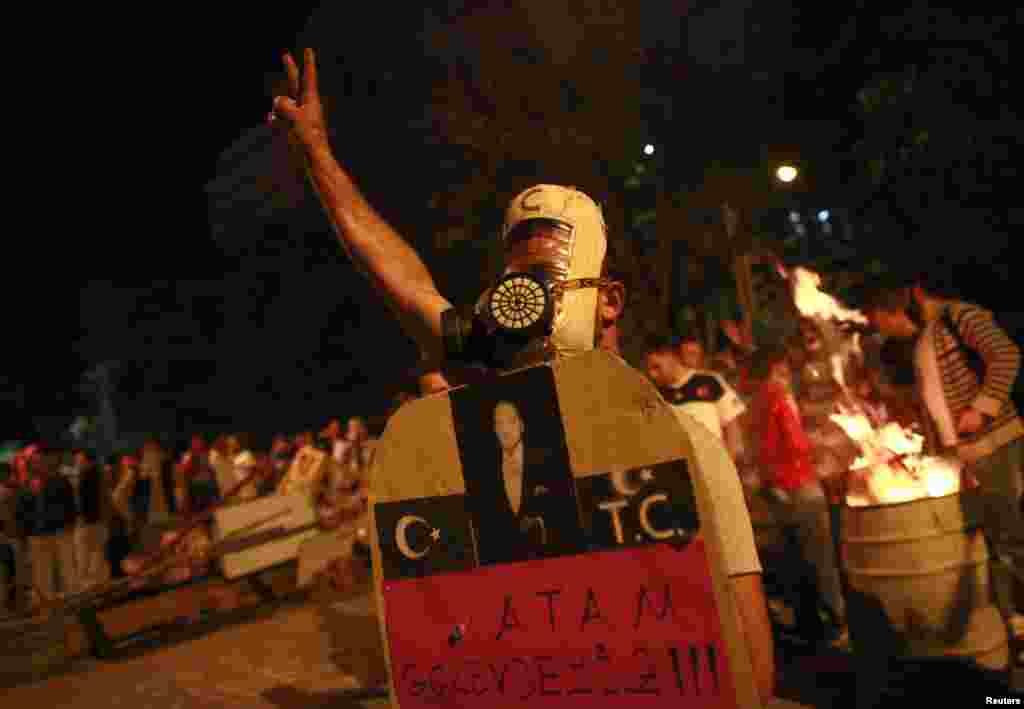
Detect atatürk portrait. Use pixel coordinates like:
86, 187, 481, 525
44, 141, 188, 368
451, 367, 584, 566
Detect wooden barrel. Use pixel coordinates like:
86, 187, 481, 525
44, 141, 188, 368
841, 492, 1010, 670
0, 610, 69, 686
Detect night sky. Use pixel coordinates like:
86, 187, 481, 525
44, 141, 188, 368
7, 2, 1019, 447
8, 4, 323, 443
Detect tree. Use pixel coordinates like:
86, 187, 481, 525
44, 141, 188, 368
806, 5, 1019, 284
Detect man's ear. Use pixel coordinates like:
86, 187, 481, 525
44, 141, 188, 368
599, 282, 626, 324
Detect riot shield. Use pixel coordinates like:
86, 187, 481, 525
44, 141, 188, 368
368, 350, 761, 708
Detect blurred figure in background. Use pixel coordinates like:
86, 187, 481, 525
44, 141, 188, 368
72, 450, 112, 591
105, 455, 132, 578
318, 418, 374, 531
267, 434, 296, 493
319, 418, 345, 458
140, 437, 172, 523
749, 345, 848, 646
16, 444, 77, 605
644, 336, 747, 464
174, 435, 220, 516
208, 435, 236, 502
229, 434, 259, 502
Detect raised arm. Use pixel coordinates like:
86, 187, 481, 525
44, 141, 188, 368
270, 49, 452, 368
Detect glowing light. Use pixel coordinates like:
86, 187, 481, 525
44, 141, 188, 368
644, 144, 655, 156
776, 165, 798, 183
818, 210, 830, 222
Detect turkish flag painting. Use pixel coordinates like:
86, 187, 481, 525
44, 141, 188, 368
382, 539, 736, 709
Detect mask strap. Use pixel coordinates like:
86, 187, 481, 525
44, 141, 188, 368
550, 277, 620, 295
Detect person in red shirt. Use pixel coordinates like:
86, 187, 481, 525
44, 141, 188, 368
750, 344, 847, 644
752, 347, 816, 492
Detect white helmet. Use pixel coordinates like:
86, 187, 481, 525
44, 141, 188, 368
500, 185, 608, 359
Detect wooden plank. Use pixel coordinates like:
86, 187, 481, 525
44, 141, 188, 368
212, 492, 320, 579
92, 579, 211, 639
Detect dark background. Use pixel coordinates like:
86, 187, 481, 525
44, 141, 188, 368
6, 1, 1019, 447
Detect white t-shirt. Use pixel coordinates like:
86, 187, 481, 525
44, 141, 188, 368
915, 320, 959, 447
662, 370, 746, 441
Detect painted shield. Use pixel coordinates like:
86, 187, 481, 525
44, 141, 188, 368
369, 350, 759, 708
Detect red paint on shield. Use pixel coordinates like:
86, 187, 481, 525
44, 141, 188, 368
382, 539, 736, 708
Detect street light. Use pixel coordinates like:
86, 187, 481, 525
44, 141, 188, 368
775, 164, 798, 183
643, 144, 655, 156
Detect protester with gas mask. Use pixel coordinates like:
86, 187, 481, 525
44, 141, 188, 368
268, 48, 774, 701
866, 273, 1024, 620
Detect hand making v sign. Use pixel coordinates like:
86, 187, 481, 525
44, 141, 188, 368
269, 49, 329, 153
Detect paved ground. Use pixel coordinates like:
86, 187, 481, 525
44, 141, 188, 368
3, 583, 1021, 708
1, 586, 392, 709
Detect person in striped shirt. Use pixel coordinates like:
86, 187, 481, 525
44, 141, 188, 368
866, 274, 1024, 618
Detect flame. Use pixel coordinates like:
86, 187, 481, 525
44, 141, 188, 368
780, 265, 960, 506
829, 410, 960, 506
876, 423, 923, 456
865, 464, 927, 505
791, 267, 868, 324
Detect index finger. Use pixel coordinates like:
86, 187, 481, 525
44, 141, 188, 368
303, 47, 320, 103
283, 52, 301, 98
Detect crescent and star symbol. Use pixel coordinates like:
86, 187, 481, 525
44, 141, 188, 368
395, 515, 441, 560
611, 466, 656, 496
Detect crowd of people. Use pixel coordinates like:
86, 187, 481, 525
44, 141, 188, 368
0, 414, 386, 615
643, 322, 863, 647
640, 270, 1024, 653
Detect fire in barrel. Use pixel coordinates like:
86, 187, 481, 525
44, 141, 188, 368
833, 410, 1009, 670
788, 267, 1009, 671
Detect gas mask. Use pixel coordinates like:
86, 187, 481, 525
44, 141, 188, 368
440, 185, 614, 371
